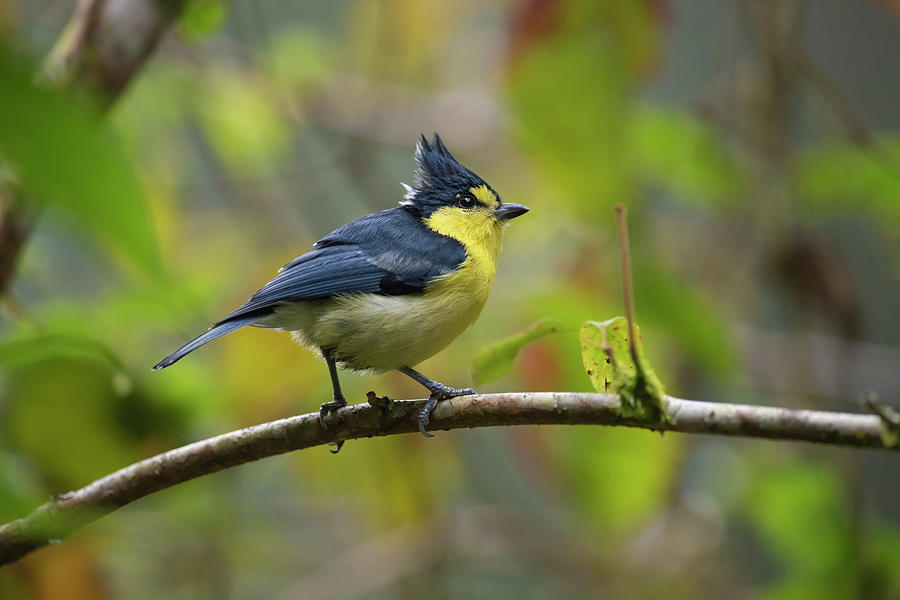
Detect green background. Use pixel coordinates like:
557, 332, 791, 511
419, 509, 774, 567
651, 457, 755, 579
0, 0, 898, 598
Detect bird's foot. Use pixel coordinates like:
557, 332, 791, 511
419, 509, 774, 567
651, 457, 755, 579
318, 394, 347, 430
428, 383, 478, 402
418, 385, 477, 438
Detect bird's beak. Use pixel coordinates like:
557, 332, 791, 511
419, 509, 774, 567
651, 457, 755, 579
494, 203, 530, 220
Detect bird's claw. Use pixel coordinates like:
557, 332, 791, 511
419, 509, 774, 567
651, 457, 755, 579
418, 386, 476, 438
429, 384, 476, 402
318, 397, 347, 430
418, 396, 438, 438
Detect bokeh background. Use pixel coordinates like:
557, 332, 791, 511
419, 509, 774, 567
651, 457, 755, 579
1, 0, 899, 598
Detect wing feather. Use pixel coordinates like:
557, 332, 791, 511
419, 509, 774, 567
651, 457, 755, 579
218, 208, 464, 324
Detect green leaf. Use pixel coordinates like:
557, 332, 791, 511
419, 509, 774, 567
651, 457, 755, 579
0, 48, 162, 277
179, 0, 228, 41
580, 317, 668, 422
0, 334, 124, 372
471, 318, 574, 384
580, 317, 625, 394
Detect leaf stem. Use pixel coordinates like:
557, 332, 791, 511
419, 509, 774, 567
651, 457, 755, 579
614, 203, 638, 362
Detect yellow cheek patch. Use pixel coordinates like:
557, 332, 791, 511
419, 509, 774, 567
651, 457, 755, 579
470, 185, 499, 210
424, 205, 503, 256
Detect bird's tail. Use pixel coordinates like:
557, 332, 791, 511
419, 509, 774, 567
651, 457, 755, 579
152, 315, 259, 370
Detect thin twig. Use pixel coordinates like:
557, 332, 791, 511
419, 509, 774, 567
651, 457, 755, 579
0, 391, 895, 566
614, 203, 638, 361
863, 391, 900, 429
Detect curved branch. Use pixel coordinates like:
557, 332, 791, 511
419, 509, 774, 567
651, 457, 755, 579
0, 392, 894, 565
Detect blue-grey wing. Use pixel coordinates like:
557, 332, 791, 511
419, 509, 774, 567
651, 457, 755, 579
218, 207, 464, 323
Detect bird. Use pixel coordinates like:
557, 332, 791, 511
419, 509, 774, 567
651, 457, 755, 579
153, 133, 529, 438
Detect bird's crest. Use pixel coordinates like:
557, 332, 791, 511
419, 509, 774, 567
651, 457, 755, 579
401, 133, 488, 207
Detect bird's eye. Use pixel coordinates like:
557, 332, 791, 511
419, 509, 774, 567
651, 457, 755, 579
457, 193, 477, 209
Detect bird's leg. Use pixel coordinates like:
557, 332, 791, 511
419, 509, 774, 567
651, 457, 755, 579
399, 367, 476, 438
319, 350, 347, 431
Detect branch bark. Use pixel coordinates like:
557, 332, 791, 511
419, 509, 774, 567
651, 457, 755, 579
0, 392, 894, 565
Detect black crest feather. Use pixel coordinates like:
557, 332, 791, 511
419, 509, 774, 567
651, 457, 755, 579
405, 133, 489, 208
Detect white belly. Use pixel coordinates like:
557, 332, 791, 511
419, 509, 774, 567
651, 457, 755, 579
257, 284, 489, 372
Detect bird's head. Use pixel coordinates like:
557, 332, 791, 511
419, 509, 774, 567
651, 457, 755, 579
401, 134, 529, 249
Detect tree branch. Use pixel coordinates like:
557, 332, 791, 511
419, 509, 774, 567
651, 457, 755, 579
43, 0, 188, 108
0, 392, 895, 565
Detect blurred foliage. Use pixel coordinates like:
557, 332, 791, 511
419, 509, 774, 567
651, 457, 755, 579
793, 137, 900, 223
0, 48, 162, 278
0, 0, 898, 598
629, 106, 745, 207
178, 0, 228, 41
743, 460, 856, 599
471, 317, 573, 384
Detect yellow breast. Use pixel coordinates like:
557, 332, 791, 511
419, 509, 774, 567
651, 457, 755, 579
422, 188, 505, 297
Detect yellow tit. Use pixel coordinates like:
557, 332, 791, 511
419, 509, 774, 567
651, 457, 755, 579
153, 134, 529, 437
